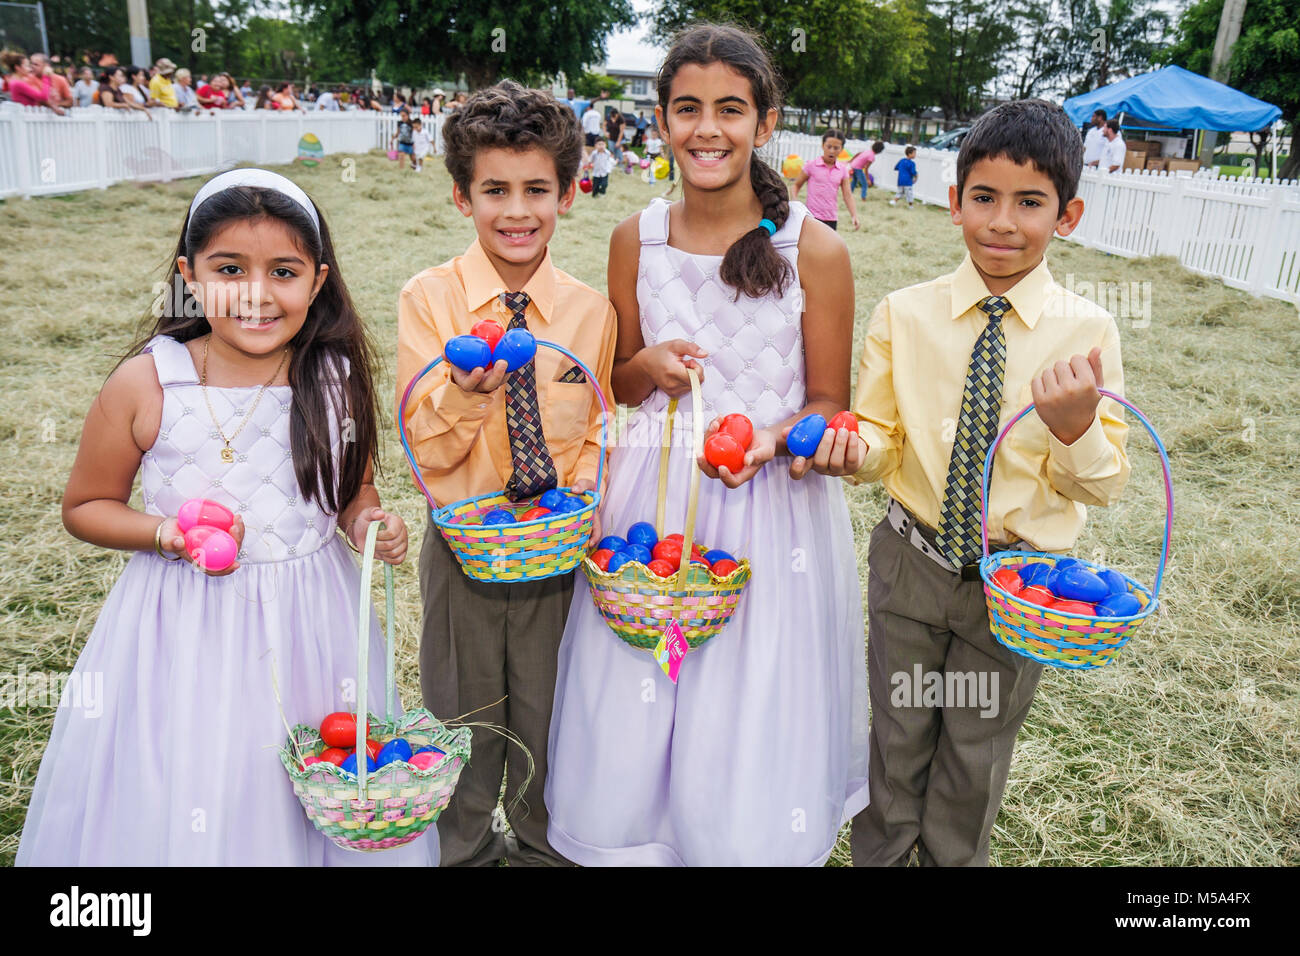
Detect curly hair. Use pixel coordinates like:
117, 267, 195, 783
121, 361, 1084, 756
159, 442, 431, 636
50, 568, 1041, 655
442, 80, 583, 194
657, 23, 792, 300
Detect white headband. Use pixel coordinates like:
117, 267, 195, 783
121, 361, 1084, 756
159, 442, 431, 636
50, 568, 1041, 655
186, 168, 321, 249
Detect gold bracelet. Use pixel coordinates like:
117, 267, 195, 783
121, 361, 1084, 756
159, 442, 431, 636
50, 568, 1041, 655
155, 519, 182, 560
339, 526, 361, 554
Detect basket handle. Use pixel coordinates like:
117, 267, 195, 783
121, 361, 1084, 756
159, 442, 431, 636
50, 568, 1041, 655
979, 389, 1173, 600
353, 519, 396, 801
655, 367, 704, 590
397, 341, 609, 511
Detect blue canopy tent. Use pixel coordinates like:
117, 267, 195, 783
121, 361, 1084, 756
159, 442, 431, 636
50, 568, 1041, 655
1063, 65, 1281, 132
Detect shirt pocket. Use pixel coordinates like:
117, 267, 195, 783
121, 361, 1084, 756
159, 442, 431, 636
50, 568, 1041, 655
1001, 383, 1049, 466
544, 381, 595, 449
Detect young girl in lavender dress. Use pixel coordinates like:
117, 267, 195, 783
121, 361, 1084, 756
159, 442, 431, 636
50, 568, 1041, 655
545, 24, 870, 866
18, 169, 433, 866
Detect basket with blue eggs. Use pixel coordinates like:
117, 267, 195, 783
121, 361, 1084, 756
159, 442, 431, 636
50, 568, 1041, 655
398, 324, 609, 583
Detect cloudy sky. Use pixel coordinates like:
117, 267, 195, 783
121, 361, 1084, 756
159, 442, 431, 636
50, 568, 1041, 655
602, 0, 667, 73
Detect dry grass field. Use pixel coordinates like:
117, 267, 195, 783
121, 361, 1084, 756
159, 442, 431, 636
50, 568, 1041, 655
1, 150, 1297, 866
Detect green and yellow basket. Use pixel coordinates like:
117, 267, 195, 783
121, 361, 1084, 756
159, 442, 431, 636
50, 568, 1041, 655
583, 368, 751, 650
398, 341, 608, 583
279, 521, 472, 851
979, 389, 1172, 671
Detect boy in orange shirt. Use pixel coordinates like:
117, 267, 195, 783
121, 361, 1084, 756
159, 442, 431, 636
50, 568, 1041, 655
396, 81, 616, 867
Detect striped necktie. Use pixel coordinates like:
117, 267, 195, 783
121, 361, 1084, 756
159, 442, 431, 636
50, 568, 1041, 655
934, 294, 1010, 567
500, 291, 558, 501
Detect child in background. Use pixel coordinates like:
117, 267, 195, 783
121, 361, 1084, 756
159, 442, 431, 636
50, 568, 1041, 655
412, 118, 431, 172
644, 126, 663, 161
584, 138, 615, 197
545, 22, 869, 867
891, 145, 918, 206
792, 128, 860, 230
850, 139, 884, 200
396, 81, 616, 867
391, 109, 415, 170
17, 168, 427, 866
806, 99, 1131, 866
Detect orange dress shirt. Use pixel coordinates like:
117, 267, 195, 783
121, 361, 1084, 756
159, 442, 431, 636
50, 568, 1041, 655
397, 239, 617, 508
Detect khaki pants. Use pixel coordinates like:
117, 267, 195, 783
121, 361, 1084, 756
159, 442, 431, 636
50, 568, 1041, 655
851, 516, 1044, 866
418, 518, 575, 866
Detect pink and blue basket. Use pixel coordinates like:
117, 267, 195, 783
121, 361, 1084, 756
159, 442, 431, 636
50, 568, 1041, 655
979, 389, 1173, 671
398, 341, 608, 583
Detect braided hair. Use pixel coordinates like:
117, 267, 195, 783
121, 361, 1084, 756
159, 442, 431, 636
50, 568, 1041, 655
656, 23, 794, 300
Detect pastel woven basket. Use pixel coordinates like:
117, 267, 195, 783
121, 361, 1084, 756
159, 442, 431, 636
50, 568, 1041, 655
584, 368, 751, 650
978, 389, 1173, 671
280, 521, 472, 851
398, 341, 608, 583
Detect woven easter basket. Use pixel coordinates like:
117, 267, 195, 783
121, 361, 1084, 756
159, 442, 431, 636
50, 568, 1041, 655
398, 341, 609, 583
978, 390, 1173, 671
583, 368, 751, 650
280, 521, 472, 851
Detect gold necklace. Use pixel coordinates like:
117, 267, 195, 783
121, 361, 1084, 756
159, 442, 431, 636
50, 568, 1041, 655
200, 336, 289, 463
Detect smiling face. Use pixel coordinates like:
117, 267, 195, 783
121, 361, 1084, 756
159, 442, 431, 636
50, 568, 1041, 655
949, 155, 1084, 294
656, 61, 777, 192
452, 146, 575, 289
178, 216, 327, 358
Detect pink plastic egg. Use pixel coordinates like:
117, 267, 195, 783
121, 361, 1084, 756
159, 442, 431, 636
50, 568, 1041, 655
409, 751, 444, 771
189, 527, 237, 571
178, 498, 235, 534
302, 755, 324, 768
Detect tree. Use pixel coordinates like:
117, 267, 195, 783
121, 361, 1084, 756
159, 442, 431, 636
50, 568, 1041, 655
916, 0, 1017, 123
573, 72, 625, 98
1160, 0, 1299, 178
301, 0, 637, 89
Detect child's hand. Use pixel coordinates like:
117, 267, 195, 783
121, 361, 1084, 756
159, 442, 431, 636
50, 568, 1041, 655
696, 420, 776, 488
1031, 347, 1104, 446
349, 507, 408, 564
570, 478, 602, 545
788, 424, 867, 480
851, 214, 861, 231
641, 340, 707, 397
450, 359, 510, 395
172, 514, 245, 576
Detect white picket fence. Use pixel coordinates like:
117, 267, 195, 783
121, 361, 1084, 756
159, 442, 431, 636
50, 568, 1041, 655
0, 104, 388, 199
761, 130, 1300, 305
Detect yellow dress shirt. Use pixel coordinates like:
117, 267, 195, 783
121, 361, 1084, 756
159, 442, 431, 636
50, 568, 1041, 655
148, 73, 177, 108
397, 239, 617, 508
849, 252, 1130, 553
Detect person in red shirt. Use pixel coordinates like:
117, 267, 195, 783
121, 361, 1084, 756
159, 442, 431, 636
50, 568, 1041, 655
1, 51, 66, 114
32, 53, 73, 107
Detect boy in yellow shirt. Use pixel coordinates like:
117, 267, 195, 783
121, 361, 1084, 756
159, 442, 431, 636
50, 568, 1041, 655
396, 81, 615, 866
797, 98, 1131, 865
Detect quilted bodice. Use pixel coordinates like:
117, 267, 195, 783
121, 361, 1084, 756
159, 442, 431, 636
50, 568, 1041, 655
138, 334, 347, 564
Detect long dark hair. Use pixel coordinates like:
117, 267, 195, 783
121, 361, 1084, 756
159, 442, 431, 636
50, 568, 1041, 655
123, 185, 380, 516
656, 23, 793, 300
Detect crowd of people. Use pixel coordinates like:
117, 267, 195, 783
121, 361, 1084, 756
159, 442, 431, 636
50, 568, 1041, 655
0, 50, 475, 119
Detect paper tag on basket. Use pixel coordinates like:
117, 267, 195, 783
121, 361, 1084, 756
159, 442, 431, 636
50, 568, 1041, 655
653, 619, 689, 683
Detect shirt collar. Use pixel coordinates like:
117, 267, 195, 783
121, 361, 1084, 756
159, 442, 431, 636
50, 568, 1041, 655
461, 238, 556, 324
950, 252, 1053, 330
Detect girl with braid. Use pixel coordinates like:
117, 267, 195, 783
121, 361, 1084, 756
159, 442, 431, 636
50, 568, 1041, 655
545, 23, 868, 866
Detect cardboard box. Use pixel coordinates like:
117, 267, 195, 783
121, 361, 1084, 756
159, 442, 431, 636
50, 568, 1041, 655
1166, 158, 1201, 173
1127, 140, 1158, 154
1124, 150, 1147, 170
1145, 156, 1169, 171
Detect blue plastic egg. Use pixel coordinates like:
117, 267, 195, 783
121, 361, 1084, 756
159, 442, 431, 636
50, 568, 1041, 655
445, 334, 493, 372
539, 489, 570, 511
558, 495, 588, 513
1018, 562, 1052, 588
413, 745, 445, 756
1096, 592, 1142, 617
1099, 568, 1129, 596
482, 509, 515, 526
1051, 567, 1110, 603
598, 535, 628, 552
377, 738, 413, 767
627, 522, 658, 550
607, 551, 633, 573
493, 329, 537, 372
705, 549, 736, 564
1053, 557, 1084, 573
624, 544, 653, 565
340, 753, 378, 776
786, 414, 828, 459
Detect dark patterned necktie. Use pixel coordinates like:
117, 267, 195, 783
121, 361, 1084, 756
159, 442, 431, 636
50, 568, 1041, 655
500, 291, 558, 500
934, 295, 1010, 567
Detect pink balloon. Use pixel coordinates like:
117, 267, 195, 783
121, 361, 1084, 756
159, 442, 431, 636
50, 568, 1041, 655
178, 498, 235, 534
191, 528, 237, 571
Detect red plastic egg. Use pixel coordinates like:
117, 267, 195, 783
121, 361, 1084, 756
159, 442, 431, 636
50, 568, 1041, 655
470, 319, 505, 351
520, 507, 552, 520
319, 747, 348, 766
827, 411, 859, 434
689, 555, 709, 566
1019, 585, 1055, 607
590, 549, 615, 571
365, 739, 383, 761
1051, 599, 1097, 616
664, 534, 684, 545
719, 413, 754, 450
991, 568, 1023, 594
319, 712, 361, 749
704, 432, 746, 473
652, 540, 684, 565
647, 559, 676, 578
711, 559, 739, 578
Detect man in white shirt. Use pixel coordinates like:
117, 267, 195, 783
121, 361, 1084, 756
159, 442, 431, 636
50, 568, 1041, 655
1083, 109, 1107, 166
316, 87, 339, 111
1101, 120, 1126, 173
581, 105, 601, 156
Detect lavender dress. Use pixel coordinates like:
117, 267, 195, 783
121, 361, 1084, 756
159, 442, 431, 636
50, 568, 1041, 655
545, 199, 870, 865
17, 334, 436, 866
